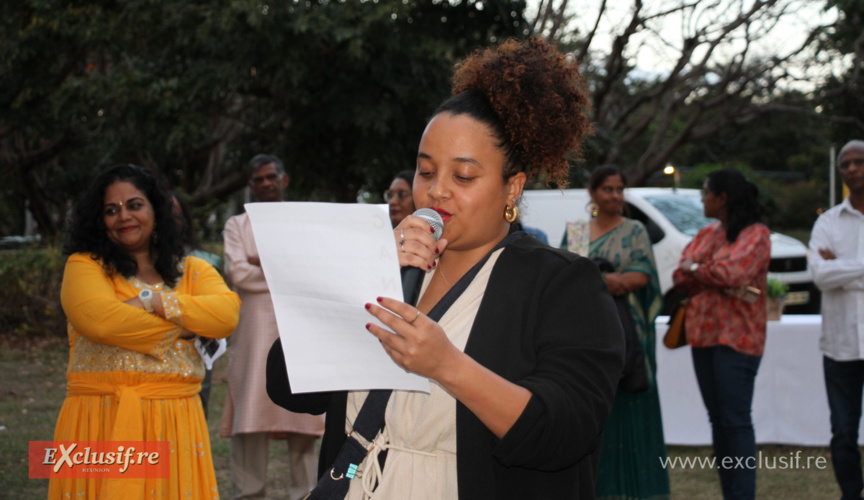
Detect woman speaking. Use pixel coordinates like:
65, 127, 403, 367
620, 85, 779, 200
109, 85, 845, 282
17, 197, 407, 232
50, 164, 240, 499
268, 37, 624, 499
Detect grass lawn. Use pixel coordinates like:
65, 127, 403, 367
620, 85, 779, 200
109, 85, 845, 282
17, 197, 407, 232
0, 335, 847, 499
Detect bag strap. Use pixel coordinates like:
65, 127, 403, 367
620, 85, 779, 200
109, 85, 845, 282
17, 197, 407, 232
308, 230, 526, 499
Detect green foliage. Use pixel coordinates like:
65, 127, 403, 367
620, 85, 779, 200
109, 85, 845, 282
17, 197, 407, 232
817, 0, 864, 143
1, 0, 530, 237
0, 247, 66, 337
675, 103, 833, 179
767, 278, 790, 299
769, 179, 828, 231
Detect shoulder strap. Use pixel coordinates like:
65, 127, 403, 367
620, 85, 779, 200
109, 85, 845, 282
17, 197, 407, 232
308, 230, 527, 499
351, 230, 526, 442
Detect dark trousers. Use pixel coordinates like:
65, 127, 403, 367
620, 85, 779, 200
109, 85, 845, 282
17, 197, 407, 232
824, 356, 864, 500
692, 345, 761, 500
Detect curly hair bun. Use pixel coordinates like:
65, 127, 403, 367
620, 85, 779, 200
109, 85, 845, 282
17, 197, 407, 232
451, 37, 592, 186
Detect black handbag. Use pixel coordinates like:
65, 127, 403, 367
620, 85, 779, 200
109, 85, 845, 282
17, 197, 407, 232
591, 257, 649, 393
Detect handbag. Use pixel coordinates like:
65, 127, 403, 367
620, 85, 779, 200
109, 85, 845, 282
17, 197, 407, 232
663, 294, 689, 349
591, 257, 649, 393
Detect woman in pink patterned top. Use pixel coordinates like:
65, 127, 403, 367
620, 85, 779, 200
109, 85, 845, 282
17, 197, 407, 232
672, 168, 770, 500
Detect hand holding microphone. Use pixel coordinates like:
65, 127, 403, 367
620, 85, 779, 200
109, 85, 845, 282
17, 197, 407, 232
395, 208, 448, 305
394, 208, 448, 272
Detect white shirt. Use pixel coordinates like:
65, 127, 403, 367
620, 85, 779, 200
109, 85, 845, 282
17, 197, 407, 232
809, 197, 864, 360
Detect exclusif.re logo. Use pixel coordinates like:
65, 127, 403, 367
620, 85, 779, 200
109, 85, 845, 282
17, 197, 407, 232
29, 441, 170, 478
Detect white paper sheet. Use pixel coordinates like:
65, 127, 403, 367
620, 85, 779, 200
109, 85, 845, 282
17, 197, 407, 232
245, 202, 430, 394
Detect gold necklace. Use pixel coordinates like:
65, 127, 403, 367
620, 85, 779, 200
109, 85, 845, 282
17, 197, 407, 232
436, 259, 452, 288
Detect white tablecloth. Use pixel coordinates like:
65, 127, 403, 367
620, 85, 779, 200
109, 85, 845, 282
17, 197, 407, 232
656, 314, 864, 446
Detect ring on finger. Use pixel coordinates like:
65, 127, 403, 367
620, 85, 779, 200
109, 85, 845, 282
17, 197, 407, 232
399, 230, 406, 252
408, 310, 421, 325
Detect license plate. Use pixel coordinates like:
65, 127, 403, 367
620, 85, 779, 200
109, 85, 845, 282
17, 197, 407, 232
785, 291, 809, 306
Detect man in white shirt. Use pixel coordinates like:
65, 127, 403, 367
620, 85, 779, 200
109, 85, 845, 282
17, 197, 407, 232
810, 140, 864, 500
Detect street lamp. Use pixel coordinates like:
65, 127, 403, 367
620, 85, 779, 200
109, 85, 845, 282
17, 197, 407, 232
664, 165, 680, 191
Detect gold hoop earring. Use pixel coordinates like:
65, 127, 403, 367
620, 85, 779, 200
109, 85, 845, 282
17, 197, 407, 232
504, 204, 519, 223
590, 202, 599, 218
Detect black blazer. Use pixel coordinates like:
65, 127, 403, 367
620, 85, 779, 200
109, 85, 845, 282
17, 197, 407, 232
267, 236, 624, 499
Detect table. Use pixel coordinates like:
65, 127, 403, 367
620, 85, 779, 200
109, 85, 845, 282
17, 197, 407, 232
655, 315, 864, 446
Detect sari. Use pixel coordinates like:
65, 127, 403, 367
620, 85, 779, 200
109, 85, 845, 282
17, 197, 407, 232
565, 218, 670, 500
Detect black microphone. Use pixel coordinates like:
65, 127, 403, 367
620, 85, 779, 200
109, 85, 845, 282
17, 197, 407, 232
402, 208, 444, 305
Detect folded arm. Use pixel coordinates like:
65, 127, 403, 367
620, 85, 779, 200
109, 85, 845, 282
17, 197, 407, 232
61, 254, 186, 356
809, 218, 864, 291
62, 254, 239, 357
224, 216, 270, 293
676, 224, 770, 291
172, 256, 240, 338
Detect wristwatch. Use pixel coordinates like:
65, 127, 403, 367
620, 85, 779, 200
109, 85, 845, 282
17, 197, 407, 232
138, 289, 154, 313
689, 262, 700, 273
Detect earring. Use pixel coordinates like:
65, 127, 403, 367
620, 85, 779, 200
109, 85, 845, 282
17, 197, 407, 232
590, 202, 599, 218
504, 204, 519, 223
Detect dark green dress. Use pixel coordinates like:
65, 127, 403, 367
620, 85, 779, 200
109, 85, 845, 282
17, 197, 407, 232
564, 219, 671, 500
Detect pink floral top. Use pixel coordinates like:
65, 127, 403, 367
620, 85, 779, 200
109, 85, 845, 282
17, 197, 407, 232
672, 222, 771, 356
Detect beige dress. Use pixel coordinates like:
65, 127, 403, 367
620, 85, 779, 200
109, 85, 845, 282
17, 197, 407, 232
344, 250, 503, 500
220, 212, 325, 437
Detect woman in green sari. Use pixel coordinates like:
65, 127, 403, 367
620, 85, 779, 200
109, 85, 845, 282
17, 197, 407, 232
563, 165, 670, 500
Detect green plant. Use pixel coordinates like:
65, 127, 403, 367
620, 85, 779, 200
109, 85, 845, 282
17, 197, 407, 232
0, 245, 66, 337
767, 278, 790, 299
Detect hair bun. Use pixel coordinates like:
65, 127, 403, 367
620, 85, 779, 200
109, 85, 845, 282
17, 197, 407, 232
451, 37, 592, 186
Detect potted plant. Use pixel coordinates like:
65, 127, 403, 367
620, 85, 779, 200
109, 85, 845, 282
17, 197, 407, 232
766, 278, 789, 321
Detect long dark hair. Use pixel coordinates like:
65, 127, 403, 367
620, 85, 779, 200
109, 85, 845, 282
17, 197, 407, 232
705, 168, 764, 243
63, 164, 184, 287
169, 191, 201, 251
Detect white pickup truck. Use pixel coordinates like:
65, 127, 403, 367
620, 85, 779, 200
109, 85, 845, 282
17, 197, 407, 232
519, 187, 818, 314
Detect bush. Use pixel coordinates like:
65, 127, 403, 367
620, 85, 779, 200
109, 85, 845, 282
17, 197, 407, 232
770, 179, 827, 231
0, 245, 66, 337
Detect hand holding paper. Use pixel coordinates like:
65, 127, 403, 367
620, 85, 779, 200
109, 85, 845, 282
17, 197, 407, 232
245, 202, 430, 394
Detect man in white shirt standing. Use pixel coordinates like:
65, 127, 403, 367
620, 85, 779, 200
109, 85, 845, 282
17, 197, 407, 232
810, 140, 864, 500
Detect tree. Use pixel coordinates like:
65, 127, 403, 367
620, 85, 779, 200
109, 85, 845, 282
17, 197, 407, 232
675, 89, 831, 176
0, 0, 530, 238
817, 0, 864, 142
528, 0, 838, 186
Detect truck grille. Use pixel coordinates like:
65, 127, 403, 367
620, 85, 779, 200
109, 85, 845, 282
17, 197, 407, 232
769, 257, 807, 273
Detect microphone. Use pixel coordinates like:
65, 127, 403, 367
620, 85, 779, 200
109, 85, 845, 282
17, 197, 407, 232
402, 208, 444, 305
412, 208, 444, 240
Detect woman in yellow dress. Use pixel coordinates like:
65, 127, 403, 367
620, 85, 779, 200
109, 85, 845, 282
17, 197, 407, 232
49, 164, 240, 500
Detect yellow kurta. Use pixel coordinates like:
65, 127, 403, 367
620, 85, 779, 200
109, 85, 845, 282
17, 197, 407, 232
49, 253, 240, 500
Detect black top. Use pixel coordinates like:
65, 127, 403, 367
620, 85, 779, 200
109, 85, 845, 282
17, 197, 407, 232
267, 235, 624, 499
